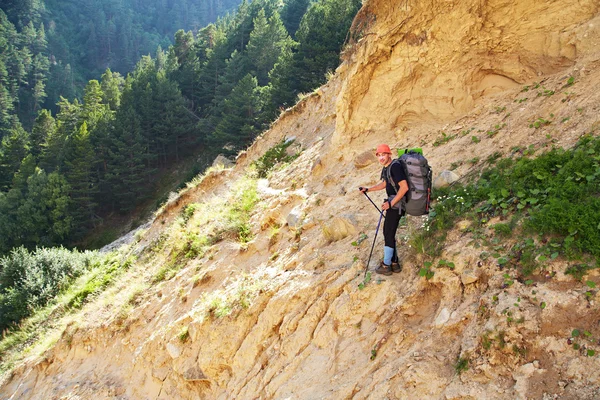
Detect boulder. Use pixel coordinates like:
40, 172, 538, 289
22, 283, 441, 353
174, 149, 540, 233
461, 269, 480, 285
354, 150, 376, 169
286, 206, 304, 228
434, 307, 451, 327
321, 216, 357, 242
212, 154, 234, 169
166, 342, 182, 359
433, 170, 460, 188
183, 366, 208, 382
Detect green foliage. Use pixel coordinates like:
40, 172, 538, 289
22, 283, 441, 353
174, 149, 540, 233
65, 254, 132, 309
454, 356, 469, 375
178, 326, 190, 343
419, 261, 435, 280
487, 123, 505, 137
280, 0, 311, 38
246, 9, 295, 86
529, 117, 551, 129
565, 264, 596, 281
0, 250, 132, 373
370, 345, 377, 360
266, 0, 361, 109
416, 135, 600, 278
181, 203, 201, 225
493, 223, 512, 237
475, 136, 600, 258
0, 0, 361, 255
586, 280, 596, 289
212, 74, 263, 150
252, 138, 299, 178
438, 259, 455, 269
227, 177, 259, 243
433, 132, 456, 147
0, 168, 73, 254
0, 246, 101, 331
358, 271, 371, 290
481, 332, 493, 350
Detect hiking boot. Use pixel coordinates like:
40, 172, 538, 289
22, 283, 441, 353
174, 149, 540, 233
391, 261, 402, 273
375, 261, 393, 276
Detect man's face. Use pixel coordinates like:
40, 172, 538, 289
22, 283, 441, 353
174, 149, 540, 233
376, 152, 391, 166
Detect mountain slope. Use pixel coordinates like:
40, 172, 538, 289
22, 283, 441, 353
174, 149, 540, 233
2, 0, 600, 398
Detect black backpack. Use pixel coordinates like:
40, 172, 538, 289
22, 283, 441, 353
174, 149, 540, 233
385, 149, 432, 216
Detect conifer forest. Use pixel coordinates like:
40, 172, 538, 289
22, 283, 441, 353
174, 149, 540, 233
0, 0, 361, 254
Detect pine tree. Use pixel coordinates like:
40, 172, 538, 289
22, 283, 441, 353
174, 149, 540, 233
0, 60, 15, 136
11, 156, 42, 245
246, 10, 295, 86
280, 0, 310, 38
293, 0, 361, 92
20, 169, 73, 246
267, 0, 361, 105
212, 74, 262, 151
44, 170, 74, 242
10, 153, 36, 193
30, 109, 55, 159
41, 97, 81, 172
100, 69, 123, 111
196, 25, 228, 117
0, 125, 30, 191
30, 52, 49, 116
106, 106, 150, 212
64, 121, 98, 230
214, 49, 252, 108
169, 31, 202, 109
82, 80, 108, 131
20, 21, 37, 49
34, 22, 47, 54
0, 166, 73, 252
0, 191, 15, 253
264, 46, 296, 117
152, 71, 198, 164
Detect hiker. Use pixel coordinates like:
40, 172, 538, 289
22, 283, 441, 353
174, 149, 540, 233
359, 144, 409, 275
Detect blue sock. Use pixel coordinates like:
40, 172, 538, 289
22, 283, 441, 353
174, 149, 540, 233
384, 246, 394, 265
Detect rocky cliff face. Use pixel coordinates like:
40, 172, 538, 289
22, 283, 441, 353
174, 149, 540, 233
2, 0, 600, 399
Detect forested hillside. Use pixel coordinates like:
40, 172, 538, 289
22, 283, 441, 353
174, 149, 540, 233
1, 0, 241, 122
0, 0, 361, 255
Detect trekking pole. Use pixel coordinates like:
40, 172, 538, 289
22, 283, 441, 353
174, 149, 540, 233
365, 210, 384, 278
360, 190, 385, 218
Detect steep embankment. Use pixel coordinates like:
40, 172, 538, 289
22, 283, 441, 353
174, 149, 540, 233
2, 0, 600, 398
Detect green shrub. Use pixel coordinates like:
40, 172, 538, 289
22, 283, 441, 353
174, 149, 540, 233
565, 264, 597, 281
493, 223, 512, 237
252, 138, 299, 178
217, 177, 259, 243
455, 356, 469, 374
180, 203, 200, 225
0, 247, 101, 331
470, 135, 600, 259
420, 135, 600, 273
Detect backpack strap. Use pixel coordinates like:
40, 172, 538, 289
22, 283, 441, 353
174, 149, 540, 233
385, 159, 400, 195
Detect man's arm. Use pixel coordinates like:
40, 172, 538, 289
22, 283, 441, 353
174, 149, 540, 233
359, 180, 386, 193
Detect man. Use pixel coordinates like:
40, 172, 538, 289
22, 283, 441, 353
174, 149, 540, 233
359, 144, 409, 275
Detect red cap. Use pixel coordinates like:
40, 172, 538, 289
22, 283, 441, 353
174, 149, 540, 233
376, 144, 391, 155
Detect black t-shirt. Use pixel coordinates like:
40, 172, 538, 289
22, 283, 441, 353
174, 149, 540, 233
381, 161, 407, 197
